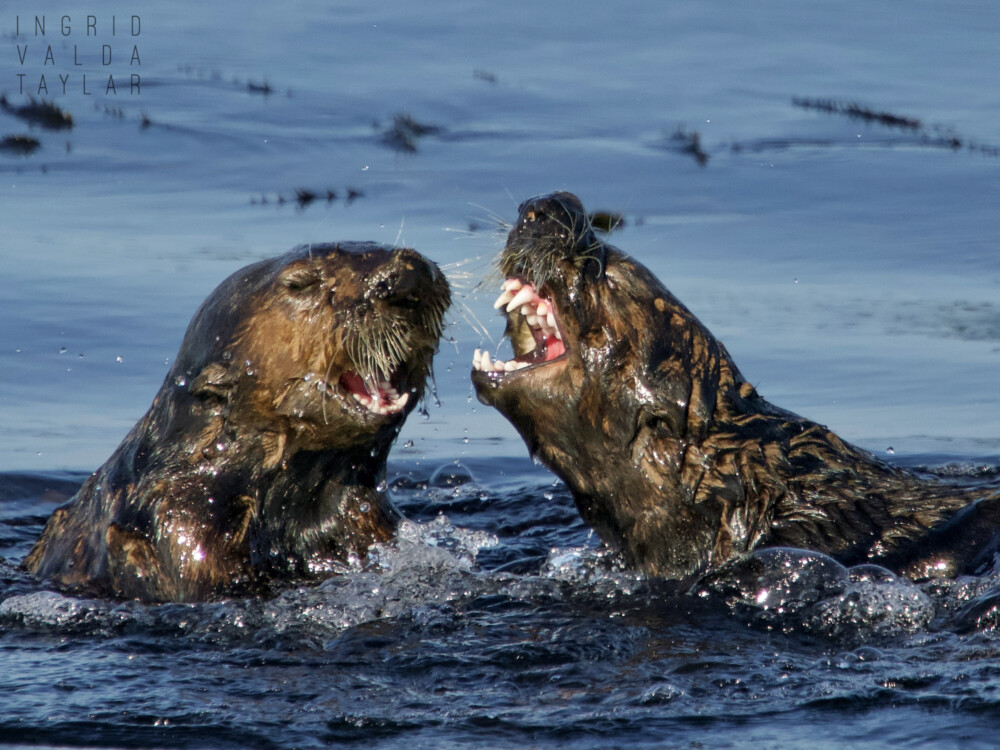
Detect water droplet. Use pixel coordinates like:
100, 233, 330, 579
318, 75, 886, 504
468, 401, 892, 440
58, 346, 67, 354
886, 447, 895, 455
403, 440, 414, 448
116, 355, 124, 363
174, 376, 188, 387
359, 502, 371, 513
222, 351, 233, 361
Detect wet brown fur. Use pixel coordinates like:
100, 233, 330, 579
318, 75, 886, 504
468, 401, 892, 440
473, 192, 1000, 584
25, 243, 450, 602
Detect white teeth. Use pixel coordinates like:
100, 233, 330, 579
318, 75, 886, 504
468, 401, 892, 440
474, 348, 493, 372
506, 286, 536, 312
471, 347, 530, 373
493, 290, 515, 309
349, 380, 409, 416
480, 278, 565, 374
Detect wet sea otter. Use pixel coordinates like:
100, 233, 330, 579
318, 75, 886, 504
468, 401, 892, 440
25, 242, 450, 602
473, 192, 1000, 584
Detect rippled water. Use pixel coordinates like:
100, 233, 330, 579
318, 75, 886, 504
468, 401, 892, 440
2, 1, 1000, 747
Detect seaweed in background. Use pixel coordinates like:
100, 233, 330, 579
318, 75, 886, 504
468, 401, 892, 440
380, 113, 444, 153
0, 134, 40, 155
0, 95, 73, 130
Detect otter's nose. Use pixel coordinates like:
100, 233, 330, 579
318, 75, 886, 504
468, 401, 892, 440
369, 251, 442, 308
517, 192, 588, 234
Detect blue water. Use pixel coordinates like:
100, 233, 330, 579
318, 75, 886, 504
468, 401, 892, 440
2, 1, 1000, 747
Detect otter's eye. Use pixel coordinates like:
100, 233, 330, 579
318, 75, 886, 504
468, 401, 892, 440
280, 266, 322, 292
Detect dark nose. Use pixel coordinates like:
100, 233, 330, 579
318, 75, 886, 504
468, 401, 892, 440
517, 192, 589, 237
369, 250, 446, 308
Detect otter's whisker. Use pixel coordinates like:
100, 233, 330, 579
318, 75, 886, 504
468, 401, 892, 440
467, 202, 513, 232
392, 217, 406, 249
450, 299, 494, 344
320, 340, 341, 426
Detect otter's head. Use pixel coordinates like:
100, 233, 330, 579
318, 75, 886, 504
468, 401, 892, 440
166, 242, 450, 470
472, 193, 741, 504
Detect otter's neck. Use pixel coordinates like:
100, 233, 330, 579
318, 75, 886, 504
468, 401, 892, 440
251, 445, 401, 576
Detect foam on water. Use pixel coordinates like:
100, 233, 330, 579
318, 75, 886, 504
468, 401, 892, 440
0, 515, 502, 643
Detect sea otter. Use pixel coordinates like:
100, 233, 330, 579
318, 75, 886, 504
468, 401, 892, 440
25, 242, 450, 602
473, 192, 1000, 583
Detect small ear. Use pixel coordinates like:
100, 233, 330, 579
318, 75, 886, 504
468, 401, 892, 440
189, 362, 236, 400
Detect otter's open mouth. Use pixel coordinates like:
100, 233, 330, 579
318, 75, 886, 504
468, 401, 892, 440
338, 371, 410, 416
472, 278, 566, 375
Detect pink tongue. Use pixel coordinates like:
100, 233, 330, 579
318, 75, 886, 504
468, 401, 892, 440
544, 336, 565, 360
339, 372, 389, 404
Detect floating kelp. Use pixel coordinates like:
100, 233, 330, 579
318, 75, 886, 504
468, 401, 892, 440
0, 95, 73, 130
0, 134, 41, 155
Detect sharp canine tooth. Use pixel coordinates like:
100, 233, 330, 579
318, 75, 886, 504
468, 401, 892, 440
503, 278, 522, 292
547, 312, 556, 330
506, 286, 535, 312
493, 290, 515, 309
396, 392, 409, 408
555, 329, 562, 341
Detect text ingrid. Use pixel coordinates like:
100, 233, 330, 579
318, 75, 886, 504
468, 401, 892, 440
12, 15, 142, 96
